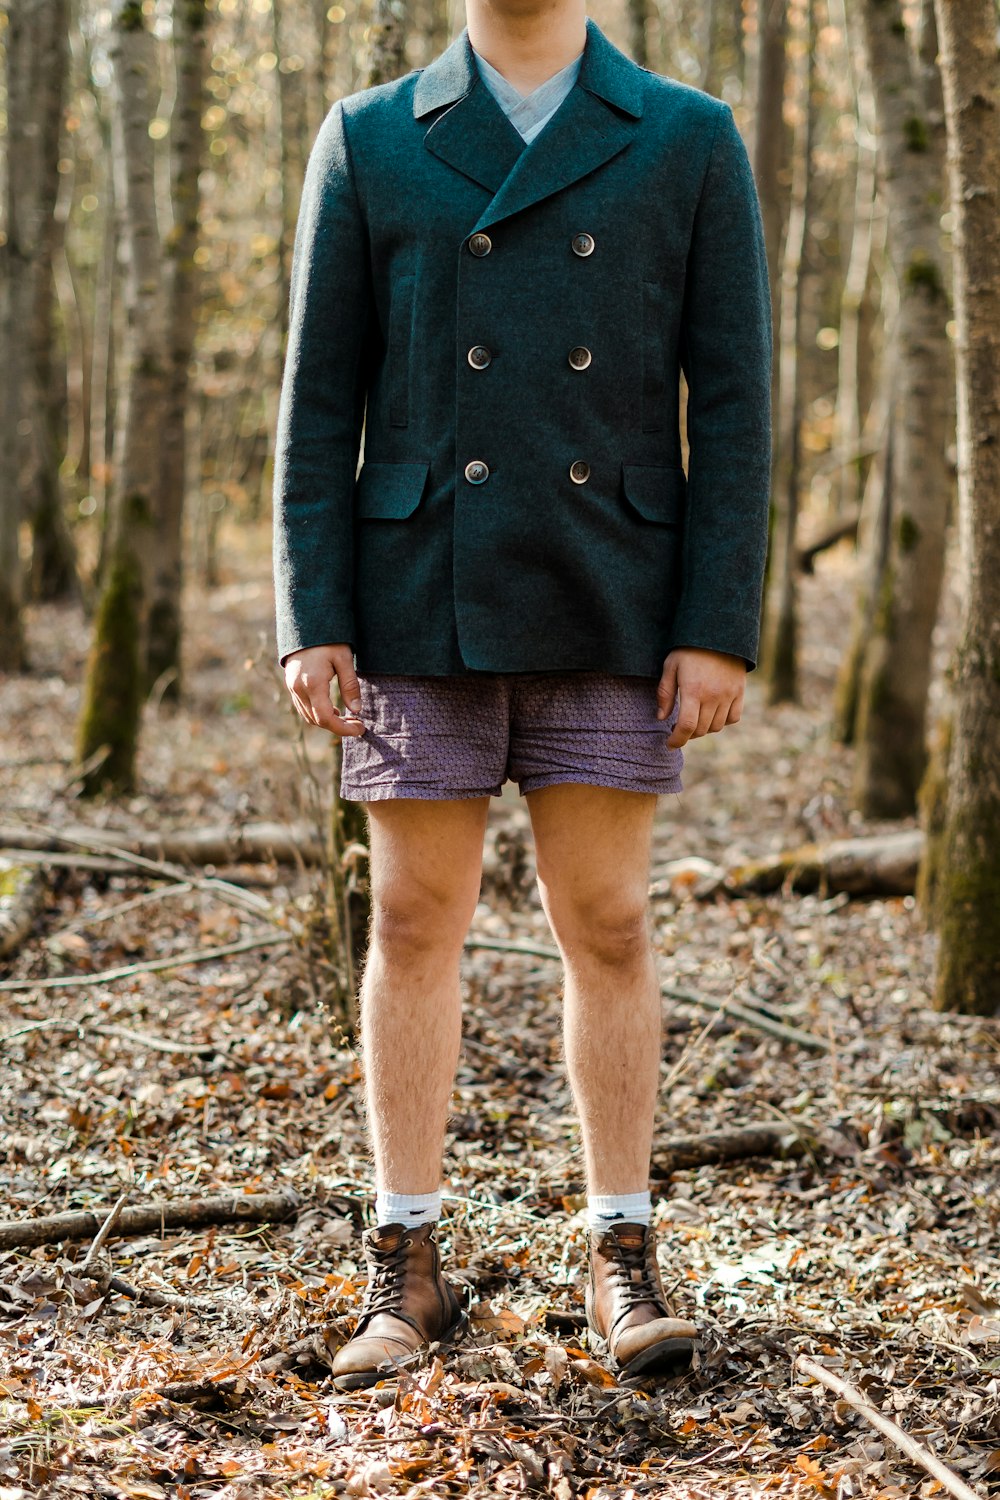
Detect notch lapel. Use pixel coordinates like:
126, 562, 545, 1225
414, 16, 645, 230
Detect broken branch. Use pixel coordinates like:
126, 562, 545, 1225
0, 1189, 301, 1252
796, 1355, 982, 1500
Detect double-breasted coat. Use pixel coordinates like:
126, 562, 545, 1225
272, 15, 773, 677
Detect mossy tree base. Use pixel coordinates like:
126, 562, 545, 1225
933, 806, 1000, 1014
0, 584, 27, 674
75, 552, 144, 796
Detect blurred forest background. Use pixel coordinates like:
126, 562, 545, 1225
1, 3, 1000, 1496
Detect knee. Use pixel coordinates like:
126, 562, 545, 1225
540, 882, 652, 970
370, 881, 475, 962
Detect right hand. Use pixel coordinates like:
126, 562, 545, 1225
283, 643, 366, 737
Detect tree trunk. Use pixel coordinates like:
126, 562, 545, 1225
628, 0, 651, 67
145, 0, 208, 700
25, 0, 78, 604
753, 0, 788, 383
76, 0, 169, 795
0, 0, 42, 671
851, 0, 953, 819
831, 370, 894, 744
927, 0, 1000, 1014
831, 0, 878, 517
367, 0, 408, 86
761, 0, 814, 705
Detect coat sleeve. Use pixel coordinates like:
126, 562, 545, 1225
670, 101, 773, 670
272, 101, 372, 665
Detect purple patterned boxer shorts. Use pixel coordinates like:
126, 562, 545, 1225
338, 672, 684, 801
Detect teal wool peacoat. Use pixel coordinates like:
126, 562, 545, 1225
272, 16, 773, 677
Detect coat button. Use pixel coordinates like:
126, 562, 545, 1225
569, 460, 590, 484
568, 345, 592, 370
571, 232, 595, 257
465, 459, 490, 484
468, 232, 492, 257
468, 344, 492, 369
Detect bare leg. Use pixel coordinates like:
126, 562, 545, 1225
526, 784, 661, 1194
359, 796, 490, 1193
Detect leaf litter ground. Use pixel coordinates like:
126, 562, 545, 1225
1, 531, 998, 1500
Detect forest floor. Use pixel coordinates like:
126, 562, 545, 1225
1, 523, 998, 1500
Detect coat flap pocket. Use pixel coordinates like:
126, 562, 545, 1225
621, 463, 687, 524
355, 460, 430, 520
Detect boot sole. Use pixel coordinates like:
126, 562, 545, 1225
331, 1308, 469, 1392
587, 1317, 696, 1381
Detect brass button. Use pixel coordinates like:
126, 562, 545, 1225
465, 459, 490, 484
468, 232, 492, 257
568, 345, 592, 370
468, 344, 492, 369
571, 232, 595, 257
569, 460, 590, 484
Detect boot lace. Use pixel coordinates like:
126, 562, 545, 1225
604, 1231, 668, 1315
359, 1234, 413, 1320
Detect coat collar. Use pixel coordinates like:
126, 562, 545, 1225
413, 17, 645, 233
413, 15, 645, 122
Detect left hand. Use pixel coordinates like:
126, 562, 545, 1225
657, 647, 747, 749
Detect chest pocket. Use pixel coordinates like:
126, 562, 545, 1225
642, 280, 666, 433
388, 274, 415, 429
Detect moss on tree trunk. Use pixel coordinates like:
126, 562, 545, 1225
75, 551, 144, 795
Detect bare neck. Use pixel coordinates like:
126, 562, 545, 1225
465, 0, 587, 93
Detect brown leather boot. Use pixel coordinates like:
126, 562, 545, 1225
586, 1221, 698, 1380
331, 1222, 466, 1391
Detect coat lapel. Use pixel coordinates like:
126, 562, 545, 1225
414, 16, 645, 230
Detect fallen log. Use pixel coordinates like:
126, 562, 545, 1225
724, 829, 923, 897
0, 1189, 301, 1252
1, 848, 282, 886
797, 1355, 981, 1500
651, 1122, 809, 1178
0, 820, 325, 868
0, 862, 48, 959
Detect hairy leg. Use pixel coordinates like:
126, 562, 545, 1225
526, 784, 661, 1194
359, 796, 490, 1193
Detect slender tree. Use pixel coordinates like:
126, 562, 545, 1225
926, 0, 1000, 1013
76, 0, 169, 793
850, 0, 952, 818
752, 0, 788, 424
367, 0, 408, 85
26, 0, 78, 603
145, 0, 209, 698
761, 0, 814, 704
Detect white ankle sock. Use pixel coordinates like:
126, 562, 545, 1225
587, 1191, 652, 1229
375, 1188, 441, 1228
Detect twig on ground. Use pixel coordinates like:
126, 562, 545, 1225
80, 1191, 130, 1273
0, 1189, 301, 1252
796, 1355, 982, 1500
50, 881, 194, 934
662, 983, 832, 1052
0, 1017, 226, 1055
464, 937, 830, 1051
0, 821, 277, 919
0, 931, 291, 994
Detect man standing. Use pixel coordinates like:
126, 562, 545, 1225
273, 0, 771, 1390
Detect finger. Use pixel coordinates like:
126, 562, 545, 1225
656, 660, 679, 722
666, 695, 700, 748
308, 686, 364, 736
726, 697, 742, 726
332, 649, 363, 715
709, 700, 730, 733
688, 696, 718, 739
291, 686, 319, 726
